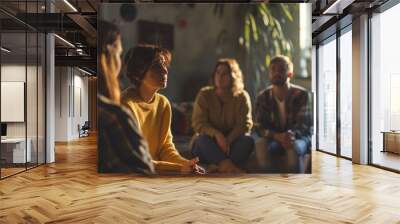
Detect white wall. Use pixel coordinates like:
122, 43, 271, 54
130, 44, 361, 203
1, 64, 46, 163
71, 72, 89, 138
1, 65, 26, 141
1, 65, 36, 138
55, 66, 69, 141
54, 67, 89, 141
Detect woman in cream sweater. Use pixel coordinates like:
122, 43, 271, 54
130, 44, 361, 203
191, 59, 254, 173
122, 44, 204, 175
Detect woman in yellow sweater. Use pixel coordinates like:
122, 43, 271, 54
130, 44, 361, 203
122, 44, 205, 175
191, 59, 254, 173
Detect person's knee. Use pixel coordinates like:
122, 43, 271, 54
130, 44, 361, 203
236, 135, 254, 152
192, 135, 213, 154
267, 140, 282, 154
293, 139, 308, 156
193, 135, 214, 148
230, 135, 254, 159
192, 135, 226, 164
195, 134, 214, 144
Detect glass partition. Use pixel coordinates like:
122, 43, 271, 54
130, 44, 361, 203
0, 1, 46, 179
1, 30, 28, 177
317, 36, 337, 154
339, 28, 352, 158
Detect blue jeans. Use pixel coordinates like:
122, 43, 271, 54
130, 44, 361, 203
256, 137, 310, 173
192, 134, 254, 167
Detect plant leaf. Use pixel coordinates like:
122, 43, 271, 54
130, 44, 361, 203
249, 14, 258, 42
244, 14, 251, 51
280, 4, 293, 21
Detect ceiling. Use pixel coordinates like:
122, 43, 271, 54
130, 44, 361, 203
1, 0, 394, 73
1, 0, 98, 72
311, 0, 390, 43
0, 0, 315, 74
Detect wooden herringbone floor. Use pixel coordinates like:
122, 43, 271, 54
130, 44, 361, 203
1, 135, 400, 224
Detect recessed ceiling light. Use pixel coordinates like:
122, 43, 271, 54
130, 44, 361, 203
77, 67, 93, 76
322, 0, 353, 15
54, 34, 75, 48
1, 47, 11, 53
63, 0, 78, 12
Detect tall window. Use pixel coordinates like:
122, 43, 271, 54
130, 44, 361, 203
371, 3, 400, 171
317, 36, 337, 154
339, 28, 352, 158
312, 45, 317, 150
